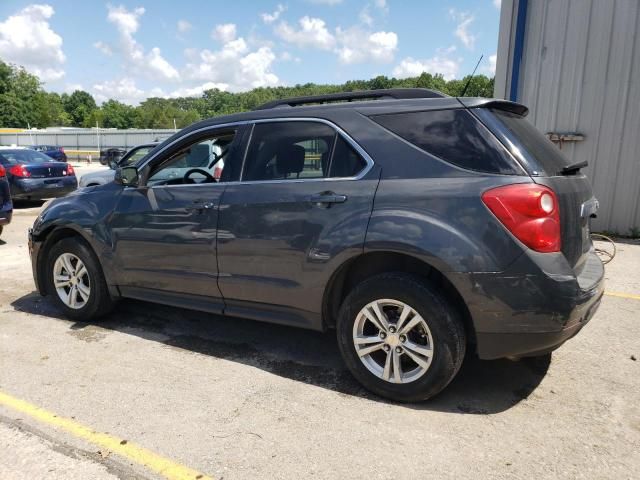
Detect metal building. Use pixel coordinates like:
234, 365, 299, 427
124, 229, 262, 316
494, 0, 640, 234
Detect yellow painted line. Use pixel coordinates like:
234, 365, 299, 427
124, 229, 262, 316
605, 291, 640, 301
0, 390, 212, 480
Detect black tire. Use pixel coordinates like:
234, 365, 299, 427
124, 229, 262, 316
336, 273, 466, 402
0, 225, 3, 237
45, 237, 114, 321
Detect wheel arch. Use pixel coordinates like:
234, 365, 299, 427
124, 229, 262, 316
322, 251, 476, 347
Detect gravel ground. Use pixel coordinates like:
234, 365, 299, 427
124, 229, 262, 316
0, 206, 638, 480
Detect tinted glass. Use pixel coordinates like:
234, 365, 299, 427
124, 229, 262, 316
371, 109, 519, 174
489, 109, 570, 175
121, 145, 155, 167
330, 136, 367, 177
243, 122, 335, 181
0, 149, 54, 165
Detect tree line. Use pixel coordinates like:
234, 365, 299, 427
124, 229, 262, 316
0, 60, 494, 130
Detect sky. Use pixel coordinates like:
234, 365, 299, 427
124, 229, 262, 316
0, 0, 502, 105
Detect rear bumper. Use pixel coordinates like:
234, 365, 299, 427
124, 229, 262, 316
450, 249, 605, 359
11, 177, 77, 200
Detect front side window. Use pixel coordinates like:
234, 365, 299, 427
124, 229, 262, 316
242, 121, 368, 182
121, 145, 156, 167
147, 131, 236, 186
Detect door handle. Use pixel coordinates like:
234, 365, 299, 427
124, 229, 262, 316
308, 192, 348, 206
189, 200, 215, 212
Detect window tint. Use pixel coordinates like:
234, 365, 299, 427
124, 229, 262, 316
371, 109, 519, 174
330, 135, 367, 177
243, 122, 335, 181
488, 109, 570, 175
121, 146, 155, 167
0, 149, 53, 165
147, 131, 236, 186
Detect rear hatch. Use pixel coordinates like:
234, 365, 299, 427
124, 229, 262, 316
472, 105, 596, 271
26, 162, 69, 178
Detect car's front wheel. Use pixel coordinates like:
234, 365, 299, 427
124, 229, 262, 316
45, 237, 114, 321
337, 273, 466, 402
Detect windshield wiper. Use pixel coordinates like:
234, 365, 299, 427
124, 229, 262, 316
561, 160, 588, 175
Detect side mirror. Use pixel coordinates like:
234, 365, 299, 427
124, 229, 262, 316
108, 158, 118, 170
114, 166, 139, 187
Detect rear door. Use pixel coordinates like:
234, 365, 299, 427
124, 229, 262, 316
216, 120, 379, 328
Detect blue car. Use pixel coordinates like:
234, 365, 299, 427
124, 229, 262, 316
30, 145, 68, 162
0, 147, 77, 201
0, 161, 12, 238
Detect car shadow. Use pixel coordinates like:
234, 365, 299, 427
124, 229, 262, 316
12, 200, 46, 209
12, 292, 550, 414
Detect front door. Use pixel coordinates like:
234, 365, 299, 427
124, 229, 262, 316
217, 120, 379, 327
109, 126, 244, 305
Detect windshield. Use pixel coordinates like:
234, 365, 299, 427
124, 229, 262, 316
0, 149, 55, 165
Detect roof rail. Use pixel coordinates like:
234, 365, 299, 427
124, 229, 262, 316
255, 88, 447, 110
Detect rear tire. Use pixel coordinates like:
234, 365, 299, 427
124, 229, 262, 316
336, 273, 466, 402
45, 237, 114, 321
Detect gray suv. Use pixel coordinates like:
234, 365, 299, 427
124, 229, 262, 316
28, 89, 604, 402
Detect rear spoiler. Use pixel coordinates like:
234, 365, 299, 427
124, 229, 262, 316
457, 98, 529, 117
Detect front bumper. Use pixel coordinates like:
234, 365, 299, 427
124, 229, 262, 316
451, 249, 605, 359
11, 177, 77, 200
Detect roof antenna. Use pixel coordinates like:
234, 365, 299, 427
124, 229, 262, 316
460, 54, 483, 97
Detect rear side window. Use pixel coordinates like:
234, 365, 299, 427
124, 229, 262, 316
371, 109, 520, 175
487, 109, 570, 175
330, 136, 367, 177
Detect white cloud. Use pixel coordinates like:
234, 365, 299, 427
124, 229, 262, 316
261, 4, 286, 24
64, 83, 84, 93
185, 36, 279, 91
212, 23, 237, 43
450, 9, 476, 50
336, 28, 397, 64
92, 77, 147, 105
275, 16, 398, 64
177, 19, 192, 33
275, 16, 336, 50
170, 82, 229, 97
94, 41, 113, 56
484, 53, 497, 75
393, 48, 462, 81
374, 0, 387, 7
359, 6, 373, 26
493, 0, 502, 8
0, 4, 65, 81
105, 4, 179, 82
308, 0, 343, 4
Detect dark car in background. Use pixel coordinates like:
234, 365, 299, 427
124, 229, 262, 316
30, 145, 68, 162
0, 161, 12, 238
99, 148, 126, 166
0, 147, 77, 201
80, 143, 158, 188
28, 89, 604, 402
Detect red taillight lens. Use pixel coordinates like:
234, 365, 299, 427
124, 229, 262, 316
66, 164, 75, 176
0, 165, 5, 177
9, 165, 31, 178
482, 183, 561, 253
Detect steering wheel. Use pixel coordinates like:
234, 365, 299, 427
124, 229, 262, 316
183, 168, 215, 183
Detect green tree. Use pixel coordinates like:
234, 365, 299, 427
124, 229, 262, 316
100, 100, 136, 129
62, 90, 97, 126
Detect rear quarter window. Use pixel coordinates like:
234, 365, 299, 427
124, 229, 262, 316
371, 109, 520, 175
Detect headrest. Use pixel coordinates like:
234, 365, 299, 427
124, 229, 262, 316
276, 144, 305, 175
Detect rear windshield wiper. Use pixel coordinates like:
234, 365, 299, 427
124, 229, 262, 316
561, 160, 588, 175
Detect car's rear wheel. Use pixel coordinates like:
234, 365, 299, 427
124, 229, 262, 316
45, 237, 114, 321
336, 273, 466, 402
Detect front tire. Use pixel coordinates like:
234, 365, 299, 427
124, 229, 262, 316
336, 273, 466, 402
45, 237, 114, 321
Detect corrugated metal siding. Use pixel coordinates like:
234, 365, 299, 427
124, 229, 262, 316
497, 0, 640, 233
0, 130, 175, 150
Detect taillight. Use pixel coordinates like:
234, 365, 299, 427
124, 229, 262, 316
9, 165, 31, 178
0, 165, 5, 177
482, 183, 561, 253
66, 164, 75, 176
